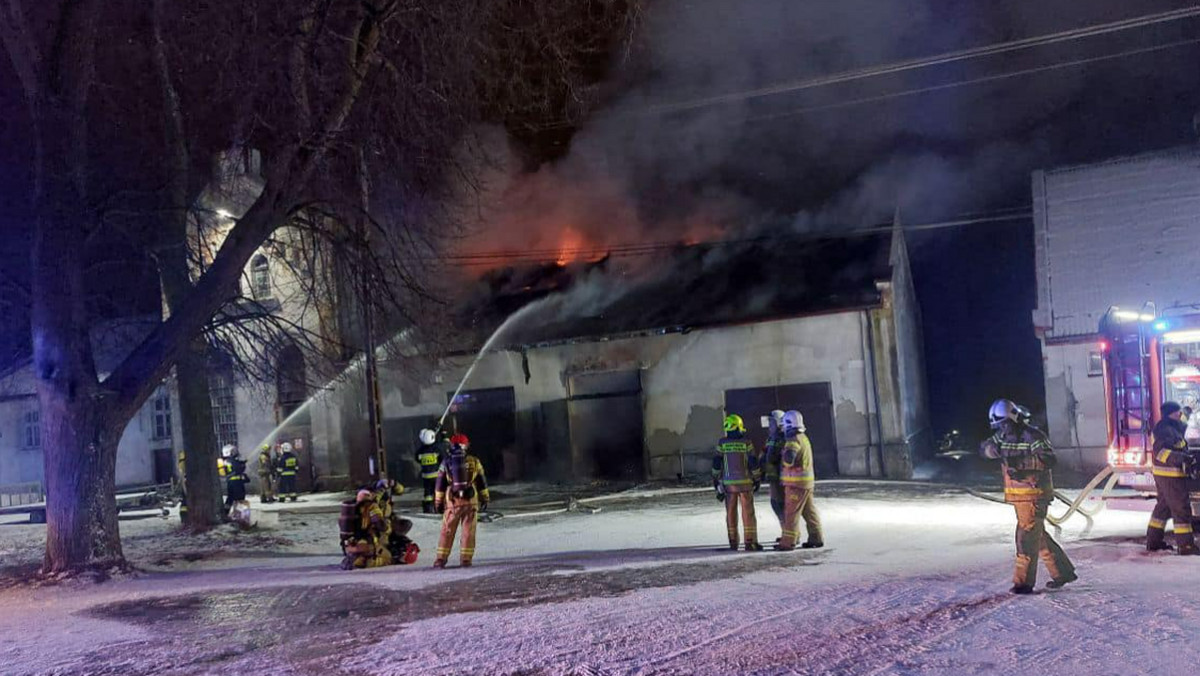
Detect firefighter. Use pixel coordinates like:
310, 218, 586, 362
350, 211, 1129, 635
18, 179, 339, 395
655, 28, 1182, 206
433, 433, 490, 568
763, 410, 786, 530
257, 444, 277, 503
415, 428, 443, 514
775, 410, 824, 550
712, 414, 762, 551
341, 488, 391, 569
375, 479, 419, 564
278, 442, 300, 502
224, 450, 249, 510
980, 399, 1077, 593
1146, 401, 1198, 555
217, 444, 235, 480
176, 450, 188, 522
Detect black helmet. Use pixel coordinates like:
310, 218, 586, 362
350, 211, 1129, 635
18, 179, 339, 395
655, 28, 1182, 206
1162, 401, 1183, 418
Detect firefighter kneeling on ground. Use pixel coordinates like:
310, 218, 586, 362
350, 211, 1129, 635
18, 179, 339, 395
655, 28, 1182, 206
1146, 401, 1199, 555
712, 414, 763, 551
980, 399, 1077, 593
434, 433, 490, 568
776, 410, 824, 551
341, 489, 390, 569
375, 478, 420, 564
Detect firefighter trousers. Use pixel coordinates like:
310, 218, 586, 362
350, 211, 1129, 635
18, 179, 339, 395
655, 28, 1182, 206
258, 473, 275, 501
724, 489, 758, 547
768, 480, 784, 525
278, 474, 297, 500
436, 498, 478, 565
1012, 501, 1074, 588
421, 477, 438, 512
1147, 476, 1196, 550
779, 487, 822, 549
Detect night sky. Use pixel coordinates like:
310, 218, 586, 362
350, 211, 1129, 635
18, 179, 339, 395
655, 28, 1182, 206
5, 0, 1200, 441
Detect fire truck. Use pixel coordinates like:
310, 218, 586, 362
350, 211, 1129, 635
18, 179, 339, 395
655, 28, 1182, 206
1101, 306, 1200, 511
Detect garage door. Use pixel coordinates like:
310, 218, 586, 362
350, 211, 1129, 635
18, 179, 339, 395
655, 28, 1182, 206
724, 383, 838, 478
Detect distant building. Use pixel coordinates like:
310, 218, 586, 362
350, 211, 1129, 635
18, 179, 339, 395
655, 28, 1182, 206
377, 222, 931, 482
1032, 146, 1200, 473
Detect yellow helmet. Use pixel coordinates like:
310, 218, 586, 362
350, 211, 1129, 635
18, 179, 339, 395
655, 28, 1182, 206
723, 414, 745, 433
177, 450, 186, 460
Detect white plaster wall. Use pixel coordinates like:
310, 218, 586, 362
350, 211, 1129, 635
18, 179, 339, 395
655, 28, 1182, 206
1041, 342, 1109, 473
0, 397, 44, 486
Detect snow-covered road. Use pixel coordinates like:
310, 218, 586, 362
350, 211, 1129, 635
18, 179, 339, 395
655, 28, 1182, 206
1, 484, 1194, 675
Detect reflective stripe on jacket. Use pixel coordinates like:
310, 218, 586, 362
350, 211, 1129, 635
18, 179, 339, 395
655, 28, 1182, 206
712, 435, 760, 490
980, 421, 1055, 503
279, 453, 299, 477
779, 434, 814, 488
1152, 418, 1190, 478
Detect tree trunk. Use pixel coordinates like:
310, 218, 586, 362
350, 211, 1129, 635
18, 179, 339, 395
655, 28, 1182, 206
177, 344, 225, 529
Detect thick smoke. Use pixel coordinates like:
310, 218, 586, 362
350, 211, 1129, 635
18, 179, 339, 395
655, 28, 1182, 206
458, 0, 1200, 265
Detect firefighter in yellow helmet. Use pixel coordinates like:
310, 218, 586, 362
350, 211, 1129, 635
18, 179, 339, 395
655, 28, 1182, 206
775, 410, 823, 550
433, 433, 490, 568
713, 414, 762, 551
980, 399, 1077, 593
1146, 401, 1198, 555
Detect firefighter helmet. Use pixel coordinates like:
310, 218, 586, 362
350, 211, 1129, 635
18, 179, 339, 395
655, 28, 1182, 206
450, 433, 469, 448
221, 444, 236, 458
280, 442, 293, 454
767, 410, 785, 433
1162, 401, 1183, 418
419, 428, 437, 445
723, 414, 745, 433
782, 410, 805, 434
988, 399, 1021, 428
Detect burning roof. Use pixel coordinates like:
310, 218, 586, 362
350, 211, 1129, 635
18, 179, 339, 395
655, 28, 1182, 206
460, 231, 894, 349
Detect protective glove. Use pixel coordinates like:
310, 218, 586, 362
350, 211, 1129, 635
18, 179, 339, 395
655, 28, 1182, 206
752, 480, 761, 493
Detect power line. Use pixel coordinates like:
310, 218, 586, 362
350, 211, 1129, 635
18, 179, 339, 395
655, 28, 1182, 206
642, 6, 1200, 116
747, 36, 1200, 123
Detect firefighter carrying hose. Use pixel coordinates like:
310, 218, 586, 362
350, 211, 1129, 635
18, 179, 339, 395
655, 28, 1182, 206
415, 428, 443, 514
776, 410, 823, 550
277, 442, 299, 502
713, 414, 762, 551
1146, 401, 1199, 555
980, 399, 1077, 593
433, 433, 490, 568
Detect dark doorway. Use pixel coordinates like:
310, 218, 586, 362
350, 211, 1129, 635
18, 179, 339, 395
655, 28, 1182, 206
382, 416, 434, 484
152, 448, 175, 485
446, 387, 517, 480
724, 382, 838, 478
568, 371, 644, 481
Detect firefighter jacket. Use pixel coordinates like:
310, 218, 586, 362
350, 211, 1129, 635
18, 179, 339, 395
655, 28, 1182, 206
257, 450, 276, 476
415, 442, 443, 480
435, 452, 490, 507
712, 434, 761, 491
762, 432, 783, 481
980, 421, 1056, 503
278, 451, 299, 477
779, 434, 815, 489
1152, 418, 1192, 479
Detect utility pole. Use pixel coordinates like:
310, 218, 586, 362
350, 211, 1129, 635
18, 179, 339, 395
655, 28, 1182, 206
359, 147, 387, 480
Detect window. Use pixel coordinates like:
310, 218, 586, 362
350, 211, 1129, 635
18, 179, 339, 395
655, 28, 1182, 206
276, 345, 307, 417
209, 372, 239, 450
1087, 351, 1104, 377
251, 254, 271, 299
22, 408, 40, 449
152, 388, 172, 440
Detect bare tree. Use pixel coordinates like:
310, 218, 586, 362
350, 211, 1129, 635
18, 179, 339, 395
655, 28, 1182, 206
0, 0, 643, 574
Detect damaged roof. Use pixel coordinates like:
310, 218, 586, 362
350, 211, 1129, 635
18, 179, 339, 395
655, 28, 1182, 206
463, 231, 895, 348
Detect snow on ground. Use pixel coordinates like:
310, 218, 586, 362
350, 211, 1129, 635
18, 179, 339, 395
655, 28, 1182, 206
0, 482, 1194, 675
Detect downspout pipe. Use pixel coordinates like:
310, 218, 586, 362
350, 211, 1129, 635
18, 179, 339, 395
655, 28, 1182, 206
864, 310, 886, 477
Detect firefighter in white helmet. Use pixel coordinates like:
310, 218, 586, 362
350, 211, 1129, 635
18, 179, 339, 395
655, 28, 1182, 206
763, 410, 787, 531
415, 428, 443, 514
980, 399, 1077, 593
775, 410, 823, 550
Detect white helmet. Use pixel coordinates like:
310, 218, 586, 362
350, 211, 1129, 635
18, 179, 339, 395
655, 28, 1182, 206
767, 410, 785, 433
782, 410, 805, 434
221, 444, 236, 458
988, 400, 1020, 428
418, 428, 437, 445
280, 442, 293, 454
